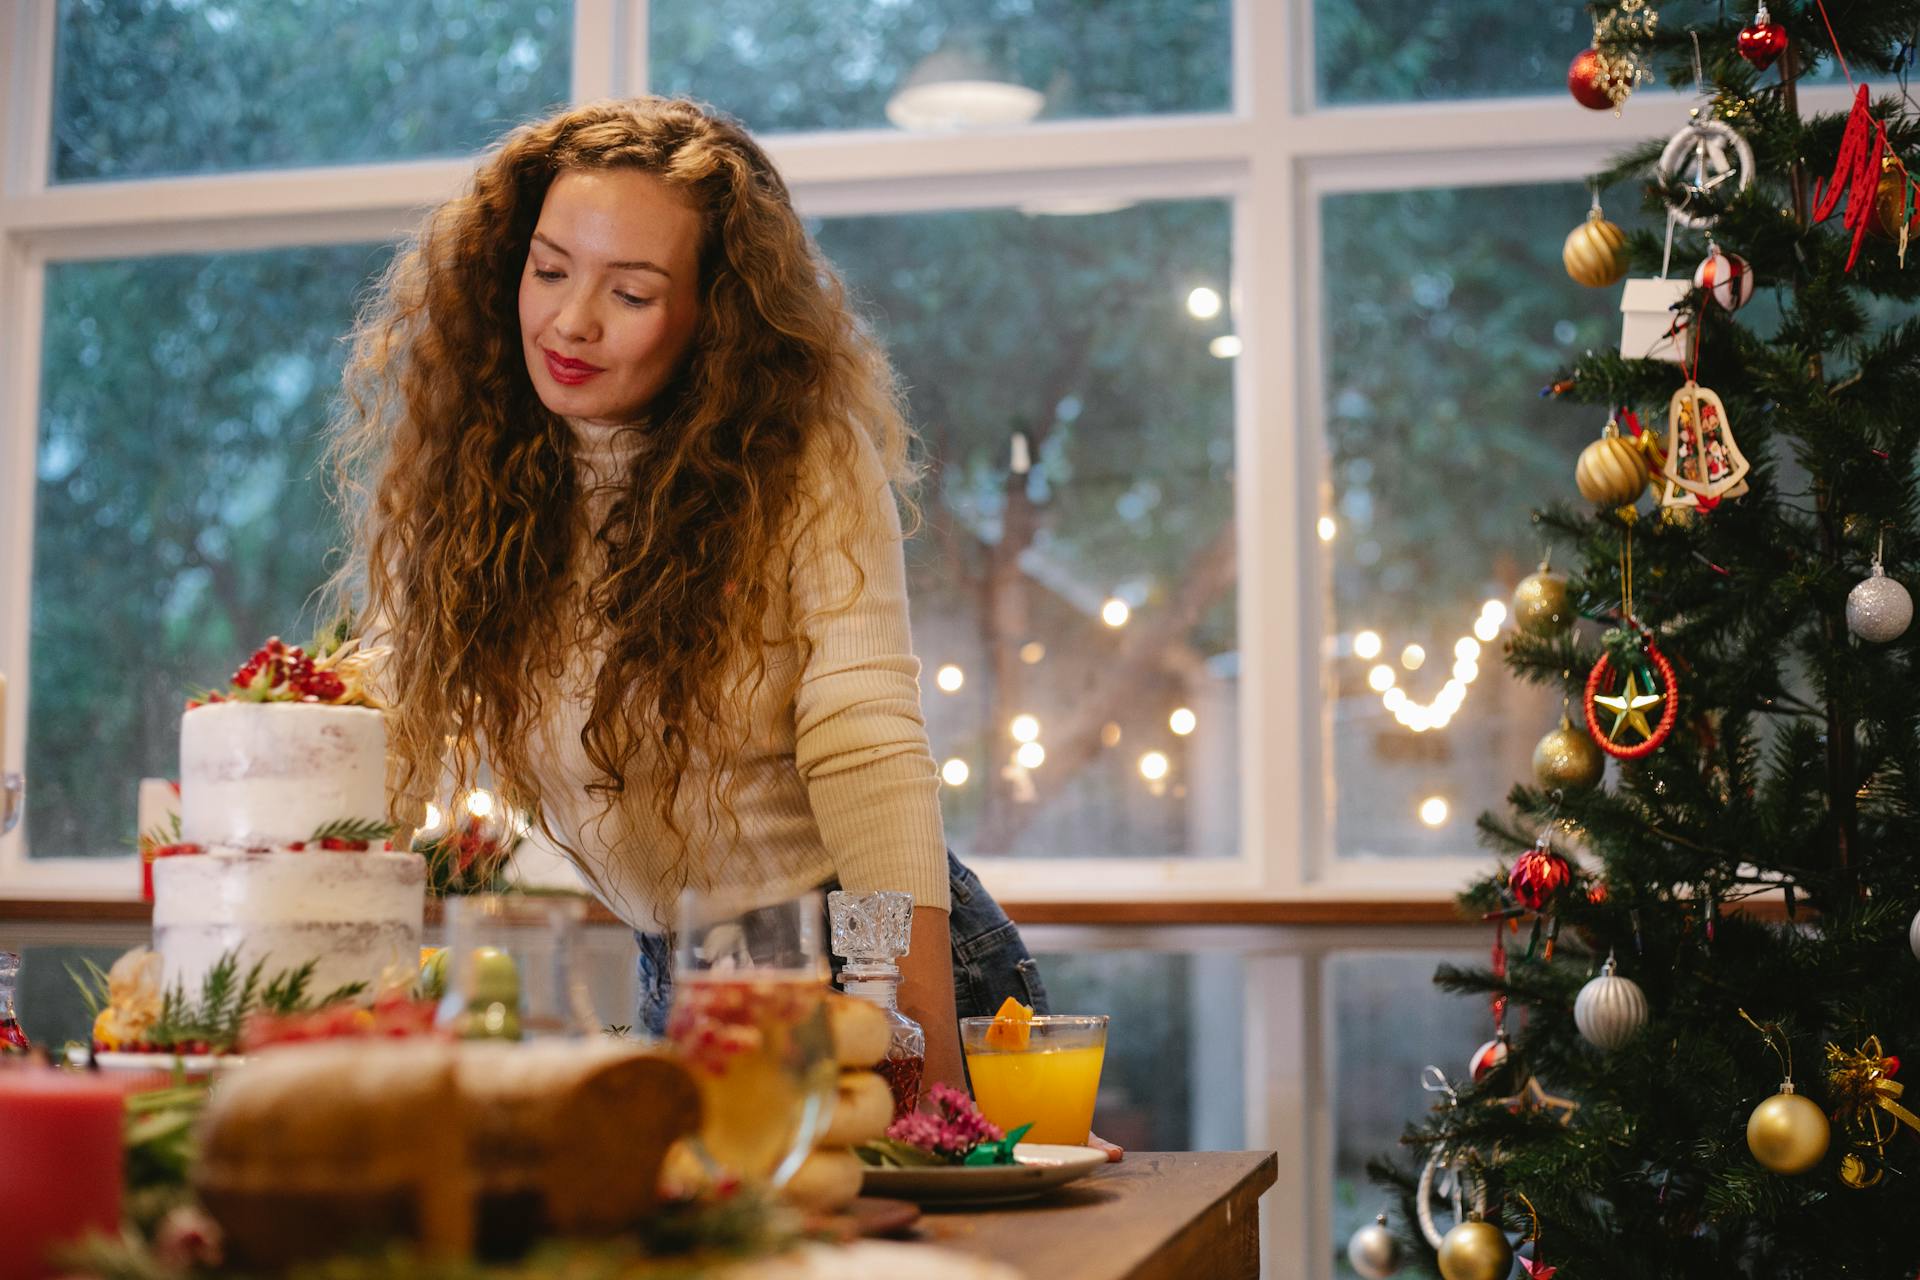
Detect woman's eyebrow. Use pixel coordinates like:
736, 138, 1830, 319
531, 231, 672, 279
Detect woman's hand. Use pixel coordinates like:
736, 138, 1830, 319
1089, 1132, 1126, 1162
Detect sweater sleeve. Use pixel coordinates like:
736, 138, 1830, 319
787, 429, 951, 913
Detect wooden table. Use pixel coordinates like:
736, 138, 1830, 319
910, 1151, 1278, 1280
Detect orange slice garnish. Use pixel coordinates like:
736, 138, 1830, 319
983, 996, 1034, 1050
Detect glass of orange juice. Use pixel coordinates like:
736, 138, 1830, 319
959, 1014, 1109, 1145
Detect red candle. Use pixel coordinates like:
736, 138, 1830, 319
0, 1071, 124, 1280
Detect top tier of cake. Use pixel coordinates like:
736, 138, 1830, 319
180, 701, 387, 849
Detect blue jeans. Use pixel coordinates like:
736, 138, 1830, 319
633, 850, 1050, 1037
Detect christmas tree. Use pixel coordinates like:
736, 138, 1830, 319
1362, 4, 1920, 1278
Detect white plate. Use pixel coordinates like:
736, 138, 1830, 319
64, 1047, 243, 1075
860, 1143, 1108, 1205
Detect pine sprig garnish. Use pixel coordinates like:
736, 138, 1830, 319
207, 958, 267, 1049
67, 956, 112, 1020
136, 811, 181, 854
259, 958, 318, 1014
310, 817, 397, 844
193, 952, 241, 1039
79, 947, 369, 1054
314, 980, 370, 1007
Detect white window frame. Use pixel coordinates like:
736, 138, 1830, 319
0, 1, 1871, 901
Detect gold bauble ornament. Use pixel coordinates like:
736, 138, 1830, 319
1576, 423, 1650, 508
1563, 207, 1630, 287
1873, 153, 1919, 240
1511, 562, 1573, 638
1437, 1219, 1513, 1280
1533, 712, 1605, 791
1746, 1085, 1830, 1174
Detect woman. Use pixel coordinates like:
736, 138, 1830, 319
325, 97, 1047, 1097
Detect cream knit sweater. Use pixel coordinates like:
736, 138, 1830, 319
525, 420, 950, 930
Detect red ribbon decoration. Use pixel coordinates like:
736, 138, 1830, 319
1811, 85, 1885, 270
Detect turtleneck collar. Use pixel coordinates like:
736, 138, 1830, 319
568, 416, 648, 490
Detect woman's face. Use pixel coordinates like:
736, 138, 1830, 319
518, 168, 704, 426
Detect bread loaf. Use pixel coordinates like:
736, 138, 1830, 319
455, 1040, 700, 1232
192, 1038, 700, 1266
782, 1147, 866, 1213
818, 1068, 893, 1148
194, 1041, 471, 1268
827, 993, 890, 1067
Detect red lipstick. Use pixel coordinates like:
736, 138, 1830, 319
542, 348, 604, 386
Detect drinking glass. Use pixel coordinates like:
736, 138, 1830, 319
960, 1014, 1110, 1145
435, 894, 598, 1040
665, 889, 837, 1190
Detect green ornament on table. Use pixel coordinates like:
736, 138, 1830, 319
446, 945, 522, 1041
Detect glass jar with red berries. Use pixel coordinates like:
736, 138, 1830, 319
827, 890, 925, 1120
0, 951, 30, 1053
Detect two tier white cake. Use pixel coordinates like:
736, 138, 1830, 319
152, 700, 425, 999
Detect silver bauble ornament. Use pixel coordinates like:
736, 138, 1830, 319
1437, 1219, 1513, 1280
1347, 1213, 1403, 1279
1746, 1084, 1830, 1174
1908, 905, 1920, 963
1574, 954, 1648, 1050
1847, 563, 1913, 643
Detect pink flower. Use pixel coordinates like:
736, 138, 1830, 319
886, 1083, 1003, 1159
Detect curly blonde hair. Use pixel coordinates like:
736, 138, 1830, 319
325, 97, 914, 911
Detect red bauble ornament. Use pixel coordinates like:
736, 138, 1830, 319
1509, 845, 1573, 911
1567, 48, 1616, 111
1694, 247, 1756, 311
1583, 637, 1679, 760
1470, 1034, 1511, 1083
1737, 4, 1789, 72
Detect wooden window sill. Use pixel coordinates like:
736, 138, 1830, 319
0, 896, 1791, 928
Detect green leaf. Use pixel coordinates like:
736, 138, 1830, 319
855, 1139, 947, 1168
66, 958, 109, 1020
309, 817, 397, 843
963, 1122, 1033, 1166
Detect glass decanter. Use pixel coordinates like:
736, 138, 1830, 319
0, 951, 29, 1052
828, 890, 925, 1120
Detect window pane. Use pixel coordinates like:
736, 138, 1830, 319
816, 201, 1237, 858
651, 0, 1229, 135
1035, 949, 1243, 1151
1328, 950, 1484, 1278
1321, 183, 1615, 857
1314, 0, 1583, 106
52, 1, 570, 182
28, 246, 389, 858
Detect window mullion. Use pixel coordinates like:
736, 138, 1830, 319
0, 238, 45, 885
570, 0, 619, 102
2, 3, 56, 198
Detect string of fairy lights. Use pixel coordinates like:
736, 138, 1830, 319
1320, 516, 1524, 829
930, 587, 1188, 796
